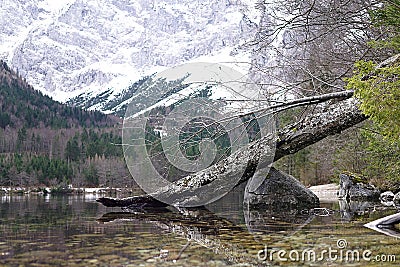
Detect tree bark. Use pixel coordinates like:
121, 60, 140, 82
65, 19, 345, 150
274, 97, 366, 161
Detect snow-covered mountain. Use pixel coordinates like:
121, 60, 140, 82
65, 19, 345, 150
0, 0, 261, 108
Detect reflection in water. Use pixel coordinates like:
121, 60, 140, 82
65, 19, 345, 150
338, 199, 380, 221
364, 212, 400, 239
339, 198, 400, 238
0, 195, 399, 266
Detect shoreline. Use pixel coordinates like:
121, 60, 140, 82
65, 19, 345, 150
1, 184, 341, 199
308, 183, 339, 202
0, 186, 142, 197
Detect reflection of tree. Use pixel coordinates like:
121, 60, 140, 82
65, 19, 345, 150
98, 186, 316, 265
98, 209, 258, 265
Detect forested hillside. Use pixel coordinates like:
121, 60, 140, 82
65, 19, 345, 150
0, 61, 130, 188
0, 60, 118, 129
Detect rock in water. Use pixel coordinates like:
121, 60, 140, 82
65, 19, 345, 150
245, 167, 319, 211
394, 192, 400, 205
337, 173, 380, 201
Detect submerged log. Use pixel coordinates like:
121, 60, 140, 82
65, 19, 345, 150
97, 195, 168, 208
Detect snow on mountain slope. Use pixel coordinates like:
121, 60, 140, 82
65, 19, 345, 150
0, 0, 260, 104
66, 46, 255, 116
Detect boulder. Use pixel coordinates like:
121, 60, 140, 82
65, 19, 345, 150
337, 173, 380, 201
245, 167, 320, 211
394, 192, 400, 205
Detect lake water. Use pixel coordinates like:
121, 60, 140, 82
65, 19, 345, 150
0, 193, 399, 266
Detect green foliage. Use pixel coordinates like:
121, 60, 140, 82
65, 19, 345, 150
346, 59, 400, 187
346, 60, 400, 141
332, 121, 400, 190
341, 1, 400, 189
0, 60, 115, 129
16, 127, 27, 152
84, 164, 99, 186
349, 1, 400, 141
65, 135, 81, 161
83, 129, 122, 158
28, 155, 73, 185
0, 154, 73, 186
64, 129, 123, 162
0, 111, 11, 128
0, 62, 127, 188
360, 128, 400, 189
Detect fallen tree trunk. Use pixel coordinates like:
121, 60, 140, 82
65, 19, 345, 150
274, 97, 365, 161
98, 95, 366, 208
97, 53, 399, 208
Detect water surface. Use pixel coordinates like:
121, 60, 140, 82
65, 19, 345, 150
0, 194, 399, 266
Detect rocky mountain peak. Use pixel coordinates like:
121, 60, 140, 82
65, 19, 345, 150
0, 0, 260, 102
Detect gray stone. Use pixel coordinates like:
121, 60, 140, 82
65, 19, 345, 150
338, 173, 380, 201
394, 192, 400, 205
246, 167, 320, 211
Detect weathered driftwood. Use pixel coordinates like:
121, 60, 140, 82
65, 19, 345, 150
97, 195, 168, 208
273, 97, 365, 161
97, 94, 366, 208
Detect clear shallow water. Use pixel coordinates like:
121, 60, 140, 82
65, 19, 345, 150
0, 194, 399, 267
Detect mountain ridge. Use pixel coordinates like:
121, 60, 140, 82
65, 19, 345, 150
0, 0, 260, 103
